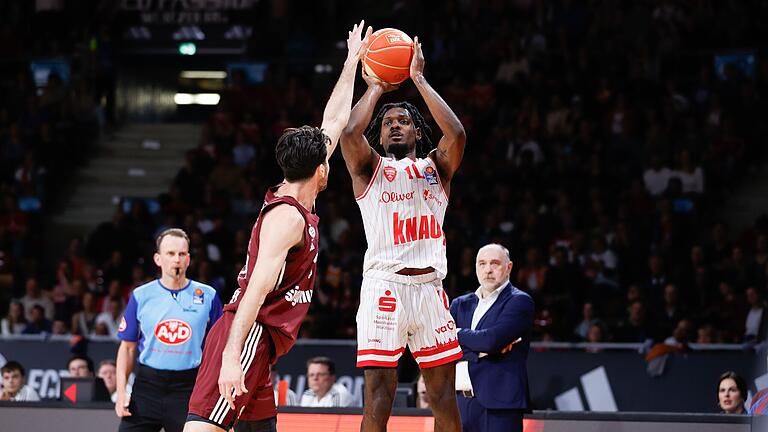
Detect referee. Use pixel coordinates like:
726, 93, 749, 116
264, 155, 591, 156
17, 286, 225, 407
115, 228, 222, 432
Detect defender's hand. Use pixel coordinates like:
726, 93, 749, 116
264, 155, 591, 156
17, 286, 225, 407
346, 20, 372, 62
219, 354, 248, 411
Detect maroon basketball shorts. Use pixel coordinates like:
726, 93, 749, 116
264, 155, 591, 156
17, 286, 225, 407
187, 312, 276, 429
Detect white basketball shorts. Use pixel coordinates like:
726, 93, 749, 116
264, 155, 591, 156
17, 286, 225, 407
356, 270, 462, 368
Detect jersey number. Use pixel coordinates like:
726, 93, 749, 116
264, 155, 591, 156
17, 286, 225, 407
404, 164, 424, 180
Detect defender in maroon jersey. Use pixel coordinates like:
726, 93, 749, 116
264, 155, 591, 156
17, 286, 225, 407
184, 21, 371, 432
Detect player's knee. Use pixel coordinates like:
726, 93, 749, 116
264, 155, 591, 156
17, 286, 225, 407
430, 388, 456, 408
425, 380, 455, 406
371, 383, 396, 403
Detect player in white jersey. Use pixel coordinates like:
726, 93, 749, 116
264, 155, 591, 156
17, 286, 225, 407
340, 36, 466, 432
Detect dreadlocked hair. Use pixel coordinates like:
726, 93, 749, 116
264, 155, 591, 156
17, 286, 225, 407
364, 102, 434, 158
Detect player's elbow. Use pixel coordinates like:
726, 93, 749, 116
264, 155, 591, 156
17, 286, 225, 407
341, 124, 359, 140
323, 113, 348, 133
452, 126, 466, 144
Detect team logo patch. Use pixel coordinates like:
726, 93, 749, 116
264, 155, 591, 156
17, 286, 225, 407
423, 166, 438, 185
118, 317, 127, 332
383, 166, 397, 182
193, 288, 204, 305
309, 226, 316, 238
154, 319, 192, 345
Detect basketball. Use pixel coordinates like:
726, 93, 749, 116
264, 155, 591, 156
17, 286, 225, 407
363, 28, 414, 85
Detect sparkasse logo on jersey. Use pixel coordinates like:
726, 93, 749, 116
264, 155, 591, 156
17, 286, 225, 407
154, 319, 192, 345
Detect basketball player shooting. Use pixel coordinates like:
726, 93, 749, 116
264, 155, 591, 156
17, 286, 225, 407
339, 36, 466, 432
183, 21, 371, 432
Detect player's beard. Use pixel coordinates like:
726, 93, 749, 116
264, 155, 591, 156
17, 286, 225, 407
387, 143, 410, 160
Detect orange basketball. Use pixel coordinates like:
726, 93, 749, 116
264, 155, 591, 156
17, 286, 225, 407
363, 28, 414, 85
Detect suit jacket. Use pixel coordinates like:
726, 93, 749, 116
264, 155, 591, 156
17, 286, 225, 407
450, 282, 534, 410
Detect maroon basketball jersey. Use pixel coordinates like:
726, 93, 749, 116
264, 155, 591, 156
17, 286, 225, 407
224, 185, 319, 358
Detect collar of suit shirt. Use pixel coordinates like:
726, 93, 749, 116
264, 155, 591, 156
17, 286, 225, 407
474, 281, 508, 302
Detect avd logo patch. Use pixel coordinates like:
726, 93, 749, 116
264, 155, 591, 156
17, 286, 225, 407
154, 319, 192, 345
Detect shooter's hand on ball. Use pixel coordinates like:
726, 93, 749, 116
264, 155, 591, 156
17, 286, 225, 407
362, 68, 399, 93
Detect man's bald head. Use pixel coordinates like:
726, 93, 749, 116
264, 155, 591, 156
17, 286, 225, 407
477, 244, 511, 262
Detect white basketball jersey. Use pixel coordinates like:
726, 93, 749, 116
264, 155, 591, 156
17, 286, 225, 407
356, 156, 448, 279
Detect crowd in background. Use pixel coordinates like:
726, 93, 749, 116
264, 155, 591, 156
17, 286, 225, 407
2, 1, 768, 350
0, 1, 113, 334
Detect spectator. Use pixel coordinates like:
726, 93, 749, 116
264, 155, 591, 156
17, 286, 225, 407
51, 319, 70, 335
271, 366, 297, 407
585, 322, 607, 353
97, 360, 118, 403
94, 295, 123, 337
643, 154, 672, 197
614, 301, 653, 343
696, 325, 716, 344
543, 246, 586, 305
22, 305, 52, 334
98, 279, 127, 313
644, 255, 668, 305
415, 373, 429, 409
655, 284, 687, 340
516, 246, 548, 295
207, 152, 242, 193
0, 361, 40, 401
232, 130, 256, 168
664, 319, 693, 347
712, 281, 747, 342
19, 277, 54, 321
745, 286, 766, 342
706, 222, 732, 271
299, 357, 354, 407
671, 149, 704, 195
68, 355, 94, 378
750, 236, 768, 287
717, 371, 746, 414
1, 301, 27, 335
71, 291, 99, 336
574, 302, 600, 341
513, 128, 544, 167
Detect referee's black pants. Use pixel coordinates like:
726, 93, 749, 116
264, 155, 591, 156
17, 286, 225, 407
119, 364, 198, 432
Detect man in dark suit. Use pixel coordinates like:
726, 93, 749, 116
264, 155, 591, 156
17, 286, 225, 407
450, 244, 534, 432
